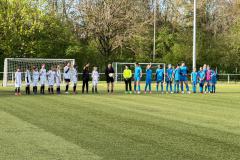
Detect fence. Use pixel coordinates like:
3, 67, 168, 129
0, 72, 240, 86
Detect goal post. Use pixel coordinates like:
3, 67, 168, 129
112, 62, 166, 83
3, 58, 75, 87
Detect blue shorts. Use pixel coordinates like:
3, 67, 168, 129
146, 80, 152, 84
192, 81, 197, 85
157, 79, 164, 83
199, 80, 205, 85
180, 76, 188, 82
206, 80, 211, 83
134, 77, 141, 81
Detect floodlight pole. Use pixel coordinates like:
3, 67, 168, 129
153, 0, 156, 62
193, 0, 197, 69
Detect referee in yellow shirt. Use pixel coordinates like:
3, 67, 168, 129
123, 65, 132, 94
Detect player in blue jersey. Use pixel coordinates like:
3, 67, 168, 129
211, 68, 217, 93
173, 64, 180, 93
198, 67, 205, 93
191, 68, 198, 93
156, 65, 164, 94
144, 64, 152, 94
180, 62, 190, 94
166, 64, 173, 93
134, 63, 142, 94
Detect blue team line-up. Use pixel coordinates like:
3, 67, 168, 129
13, 62, 217, 96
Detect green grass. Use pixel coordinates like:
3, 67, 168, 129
0, 83, 240, 160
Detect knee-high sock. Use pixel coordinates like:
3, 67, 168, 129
181, 82, 184, 91
66, 84, 69, 92
186, 84, 189, 91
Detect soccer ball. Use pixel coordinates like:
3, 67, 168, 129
109, 73, 114, 77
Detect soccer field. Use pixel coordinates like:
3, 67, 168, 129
0, 84, 240, 160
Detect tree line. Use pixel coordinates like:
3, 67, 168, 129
0, 0, 239, 73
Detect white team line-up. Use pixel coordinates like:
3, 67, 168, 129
12, 62, 218, 96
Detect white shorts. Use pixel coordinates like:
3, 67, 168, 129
92, 80, 98, 86
40, 78, 47, 85
15, 82, 22, 88
32, 81, 38, 87
56, 78, 61, 87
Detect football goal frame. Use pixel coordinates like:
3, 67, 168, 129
3, 58, 75, 87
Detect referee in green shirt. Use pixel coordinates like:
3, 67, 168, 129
123, 65, 132, 94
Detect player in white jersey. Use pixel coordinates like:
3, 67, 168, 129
25, 66, 31, 95
92, 66, 99, 93
32, 66, 39, 95
56, 65, 61, 94
64, 62, 71, 94
39, 64, 47, 94
15, 67, 22, 96
47, 66, 56, 94
72, 64, 78, 94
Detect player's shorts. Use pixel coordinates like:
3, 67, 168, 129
174, 80, 180, 83
40, 78, 47, 85
107, 77, 114, 83
180, 76, 188, 82
92, 80, 98, 86
134, 77, 141, 82
65, 79, 71, 83
199, 80, 205, 85
166, 78, 173, 83
146, 80, 152, 84
206, 80, 211, 83
156, 79, 163, 83
192, 81, 197, 85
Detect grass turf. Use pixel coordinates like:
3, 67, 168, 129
0, 83, 240, 160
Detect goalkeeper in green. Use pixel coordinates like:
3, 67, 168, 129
123, 65, 132, 94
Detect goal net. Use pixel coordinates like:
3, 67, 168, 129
3, 58, 75, 87
112, 62, 166, 82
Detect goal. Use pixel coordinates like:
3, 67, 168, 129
112, 62, 166, 82
3, 58, 75, 87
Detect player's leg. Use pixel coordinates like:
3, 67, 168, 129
125, 79, 128, 93
144, 81, 148, 93
65, 81, 69, 93
180, 79, 184, 93
73, 83, 77, 94
92, 81, 95, 93
149, 82, 152, 93
200, 82, 203, 93
166, 81, 169, 93
129, 78, 132, 93
107, 82, 110, 93
184, 80, 190, 93
161, 81, 163, 93
82, 80, 85, 93
177, 80, 180, 93
170, 81, 173, 93
156, 81, 159, 92
86, 80, 89, 93
208, 82, 211, 93
137, 80, 141, 94
134, 80, 137, 93
111, 81, 114, 93
17, 87, 21, 96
